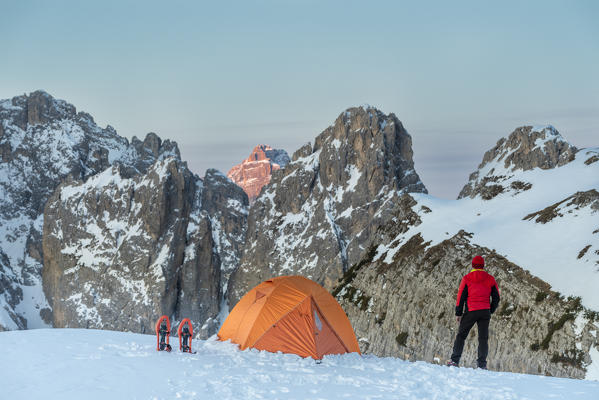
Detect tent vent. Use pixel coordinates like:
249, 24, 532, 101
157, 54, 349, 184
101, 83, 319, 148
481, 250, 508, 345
314, 309, 322, 331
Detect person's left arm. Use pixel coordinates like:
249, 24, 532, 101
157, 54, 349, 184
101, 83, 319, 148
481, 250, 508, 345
455, 277, 468, 321
490, 277, 500, 314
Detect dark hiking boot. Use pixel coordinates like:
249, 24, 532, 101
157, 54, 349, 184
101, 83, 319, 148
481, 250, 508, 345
446, 360, 459, 367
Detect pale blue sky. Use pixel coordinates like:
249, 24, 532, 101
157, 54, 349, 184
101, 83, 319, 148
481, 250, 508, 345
1, 0, 598, 198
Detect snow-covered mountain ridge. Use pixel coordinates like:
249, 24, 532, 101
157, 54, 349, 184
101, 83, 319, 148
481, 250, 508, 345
0, 91, 174, 331
0, 91, 248, 335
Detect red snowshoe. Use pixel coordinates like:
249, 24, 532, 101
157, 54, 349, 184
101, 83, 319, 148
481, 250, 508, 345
155, 315, 172, 352
177, 318, 194, 353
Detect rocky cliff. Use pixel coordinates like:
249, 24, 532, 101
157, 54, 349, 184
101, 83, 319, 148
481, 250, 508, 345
43, 159, 202, 333
0, 91, 176, 330
228, 106, 427, 305
227, 145, 290, 203
42, 160, 247, 337
334, 224, 599, 378
0, 91, 248, 335
200, 169, 249, 292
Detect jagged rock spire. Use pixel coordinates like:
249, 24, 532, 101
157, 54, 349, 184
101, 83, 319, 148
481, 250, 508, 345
228, 105, 427, 305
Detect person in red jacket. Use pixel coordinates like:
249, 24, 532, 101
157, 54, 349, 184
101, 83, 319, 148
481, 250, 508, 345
447, 255, 500, 369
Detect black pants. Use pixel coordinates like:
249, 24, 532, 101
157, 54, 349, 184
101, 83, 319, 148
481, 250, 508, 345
451, 309, 491, 368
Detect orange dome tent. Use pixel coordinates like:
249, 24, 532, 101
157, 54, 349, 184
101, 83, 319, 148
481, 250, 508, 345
218, 276, 361, 359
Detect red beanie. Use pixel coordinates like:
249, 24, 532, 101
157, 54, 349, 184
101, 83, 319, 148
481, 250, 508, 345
472, 256, 485, 268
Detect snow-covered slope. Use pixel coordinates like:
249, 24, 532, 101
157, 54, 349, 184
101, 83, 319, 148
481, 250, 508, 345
379, 137, 599, 310
1, 329, 598, 399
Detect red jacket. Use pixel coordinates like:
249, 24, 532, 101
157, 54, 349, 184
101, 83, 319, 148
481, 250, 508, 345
455, 269, 500, 316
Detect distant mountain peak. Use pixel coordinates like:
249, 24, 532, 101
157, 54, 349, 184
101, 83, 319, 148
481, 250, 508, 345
483, 125, 575, 172
245, 144, 290, 167
0, 90, 77, 128
458, 125, 578, 200
227, 145, 290, 203
131, 132, 181, 162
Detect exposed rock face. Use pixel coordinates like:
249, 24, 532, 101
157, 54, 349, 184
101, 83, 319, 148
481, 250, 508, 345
0, 90, 248, 335
228, 106, 427, 305
0, 91, 177, 330
25, 90, 76, 126
523, 190, 599, 224
334, 226, 599, 378
200, 169, 250, 291
227, 145, 290, 203
43, 159, 201, 333
459, 126, 578, 200
42, 162, 248, 338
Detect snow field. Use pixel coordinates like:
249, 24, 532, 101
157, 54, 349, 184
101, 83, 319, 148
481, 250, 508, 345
380, 146, 599, 310
2, 329, 599, 400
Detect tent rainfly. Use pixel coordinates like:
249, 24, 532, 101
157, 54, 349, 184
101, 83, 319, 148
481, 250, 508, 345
218, 275, 361, 359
